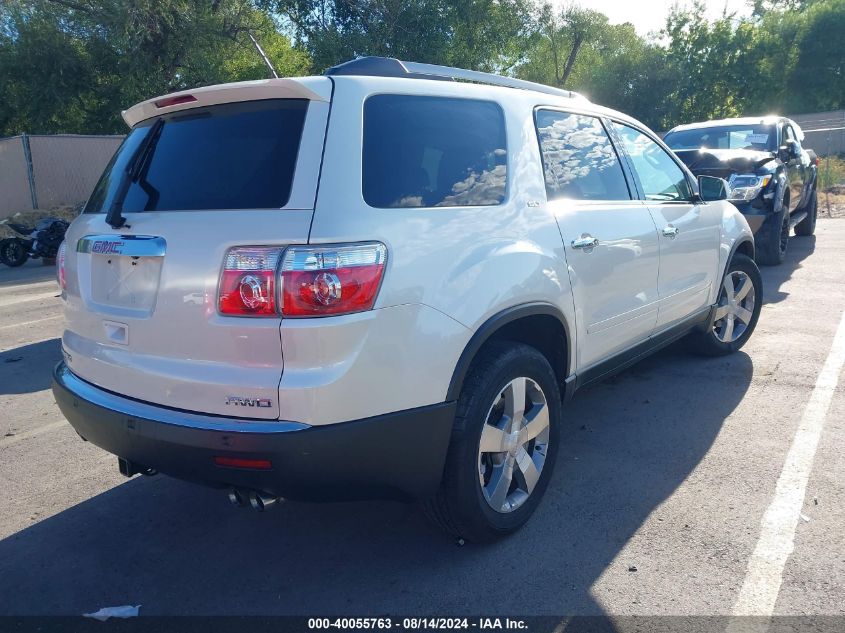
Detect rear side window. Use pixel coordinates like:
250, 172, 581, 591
535, 110, 630, 201
85, 99, 308, 213
363, 95, 507, 208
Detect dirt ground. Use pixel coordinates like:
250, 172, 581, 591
821, 191, 845, 219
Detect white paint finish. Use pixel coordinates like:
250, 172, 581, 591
58, 72, 754, 427
648, 201, 721, 328
730, 304, 845, 617
59, 98, 330, 419
553, 199, 660, 368
714, 202, 755, 305
278, 303, 470, 425
122, 76, 332, 127
310, 77, 578, 380
62, 209, 315, 420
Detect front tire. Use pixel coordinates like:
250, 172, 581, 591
422, 342, 561, 542
794, 189, 817, 236
756, 207, 789, 266
688, 254, 762, 356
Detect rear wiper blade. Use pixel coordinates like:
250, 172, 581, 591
106, 118, 165, 229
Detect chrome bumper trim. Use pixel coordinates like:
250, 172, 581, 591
54, 362, 310, 434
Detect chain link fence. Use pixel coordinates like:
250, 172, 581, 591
0, 134, 123, 220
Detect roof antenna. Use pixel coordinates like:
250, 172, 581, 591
248, 32, 279, 79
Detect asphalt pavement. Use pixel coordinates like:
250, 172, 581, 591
0, 221, 843, 618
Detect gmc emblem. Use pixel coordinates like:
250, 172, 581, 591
91, 240, 124, 255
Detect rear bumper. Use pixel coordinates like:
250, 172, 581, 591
52, 363, 455, 501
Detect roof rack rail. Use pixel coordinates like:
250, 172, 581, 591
325, 56, 586, 101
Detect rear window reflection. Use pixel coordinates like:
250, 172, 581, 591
363, 95, 507, 208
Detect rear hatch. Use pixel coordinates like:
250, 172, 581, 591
61, 77, 332, 419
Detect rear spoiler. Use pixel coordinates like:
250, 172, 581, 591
122, 77, 330, 128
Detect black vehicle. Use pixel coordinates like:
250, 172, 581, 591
0, 223, 33, 267
0, 218, 69, 267
664, 117, 818, 265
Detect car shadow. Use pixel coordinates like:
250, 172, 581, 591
0, 342, 753, 618
0, 338, 60, 395
759, 234, 816, 304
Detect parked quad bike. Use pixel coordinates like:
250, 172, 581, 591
0, 207, 77, 267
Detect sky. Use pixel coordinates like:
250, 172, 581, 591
552, 0, 753, 36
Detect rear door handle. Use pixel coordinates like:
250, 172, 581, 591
571, 236, 599, 249
662, 225, 680, 238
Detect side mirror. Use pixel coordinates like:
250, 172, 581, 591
698, 175, 728, 202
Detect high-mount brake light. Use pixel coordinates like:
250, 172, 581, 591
154, 94, 197, 108
218, 247, 282, 316
281, 243, 387, 317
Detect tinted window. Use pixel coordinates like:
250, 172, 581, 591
613, 123, 693, 202
535, 110, 630, 201
85, 99, 308, 213
363, 95, 507, 208
664, 124, 777, 152
784, 125, 795, 142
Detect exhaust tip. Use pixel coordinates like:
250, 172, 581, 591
227, 488, 246, 507
248, 490, 282, 512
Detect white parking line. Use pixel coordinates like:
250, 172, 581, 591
0, 290, 60, 309
0, 314, 62, 331
730, 305, 845, 618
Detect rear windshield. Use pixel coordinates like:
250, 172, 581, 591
664, 124, 777, 152
85, 99, 308, 213
362, 95, 507, 208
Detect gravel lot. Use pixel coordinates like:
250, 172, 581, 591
0, 220, 843, 619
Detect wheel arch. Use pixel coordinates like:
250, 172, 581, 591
446, 302, 572, 402
731, 237, 755, 262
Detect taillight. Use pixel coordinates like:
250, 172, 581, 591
218, 247, 282, 316
56, 241, 67, 292
281, 243, 387, 317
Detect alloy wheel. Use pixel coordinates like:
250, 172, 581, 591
477, 377, 550, 513
713, 270, 756, 343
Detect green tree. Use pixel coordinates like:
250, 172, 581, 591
267, 0, 533, 72
783, 0, 845, 112
0, 0, 310, 135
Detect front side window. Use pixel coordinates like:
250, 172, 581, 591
362, 95, 507, 208
613, 123, 693, 202
535, 110, 630, 201
784, 124, 796, 143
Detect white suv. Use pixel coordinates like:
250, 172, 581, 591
53, 57, 761, 541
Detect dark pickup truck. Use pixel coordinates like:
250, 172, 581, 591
664, 117, 818, 265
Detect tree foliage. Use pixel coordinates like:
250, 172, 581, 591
0, 0, 843, 136
0, 0, 309, 134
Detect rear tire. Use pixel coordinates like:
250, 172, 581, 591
688, 254, 762, 356
422, 342, 561, 542
794, 189, 817, 236
0, 239, 29, 267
